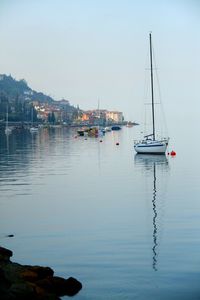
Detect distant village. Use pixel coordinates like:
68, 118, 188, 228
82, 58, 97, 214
0, 74, 125, 127
34, 99, 124, 126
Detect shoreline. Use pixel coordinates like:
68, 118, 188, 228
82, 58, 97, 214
0, 246, 82, 299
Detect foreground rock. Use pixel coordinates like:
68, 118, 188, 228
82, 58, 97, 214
0, 246, 82, 299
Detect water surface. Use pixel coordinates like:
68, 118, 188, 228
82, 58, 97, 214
1, 126, 200, 299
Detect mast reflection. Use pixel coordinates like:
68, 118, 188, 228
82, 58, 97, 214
134, 154, 169, 271
152, 163, 157, 271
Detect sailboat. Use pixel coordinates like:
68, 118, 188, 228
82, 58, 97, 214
5, 106, 12, 135
29, 107, 38, 133
134, 33, 169, 154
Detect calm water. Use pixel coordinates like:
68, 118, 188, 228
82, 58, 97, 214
1, 125, 200, 299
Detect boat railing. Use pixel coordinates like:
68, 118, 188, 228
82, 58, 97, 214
134, 139, 150, 145
134, 136, 169, 145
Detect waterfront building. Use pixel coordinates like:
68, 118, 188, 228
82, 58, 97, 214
106, 111, 124, 123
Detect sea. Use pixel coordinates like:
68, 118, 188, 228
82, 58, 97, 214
0, 124, 200, 300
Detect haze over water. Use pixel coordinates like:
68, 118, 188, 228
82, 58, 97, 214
1, 124, 200, 299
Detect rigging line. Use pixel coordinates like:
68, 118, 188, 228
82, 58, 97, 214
143, 44, 150, 101
142, 47, 150, 135
152, 45, 169, 137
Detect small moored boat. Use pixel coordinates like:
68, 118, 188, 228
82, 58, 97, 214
5, 107, 12, 135
111, 125, 121, 131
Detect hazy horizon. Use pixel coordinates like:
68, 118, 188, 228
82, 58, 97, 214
0, 0, 199, 125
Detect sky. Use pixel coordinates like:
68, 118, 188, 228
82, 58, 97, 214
0, 0, 200, 124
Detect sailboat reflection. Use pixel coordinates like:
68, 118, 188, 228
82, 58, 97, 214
134, 154, 169, 271
152, 162, 158, 271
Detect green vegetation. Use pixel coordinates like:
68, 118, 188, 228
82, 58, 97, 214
0, 74, 78, 123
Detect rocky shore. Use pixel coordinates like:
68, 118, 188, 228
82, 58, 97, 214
0, 246, 82, 299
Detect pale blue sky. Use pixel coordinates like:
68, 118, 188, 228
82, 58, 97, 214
0, 0, 199, 124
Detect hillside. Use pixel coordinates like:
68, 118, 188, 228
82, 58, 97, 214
0, 74, 54, 103
0, 74, 78, 123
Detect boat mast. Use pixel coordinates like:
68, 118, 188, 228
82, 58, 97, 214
6, 106, 8, 129
149, 32, 155, 141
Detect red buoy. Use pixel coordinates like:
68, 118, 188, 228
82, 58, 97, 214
170, 150, 176, 156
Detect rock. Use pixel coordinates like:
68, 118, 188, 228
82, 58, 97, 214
0, 247, 82, 299
0, 247, 13, 261
0, 267, 11, 299
9, 282, 36, 299
3, 262, 24, 283
64, 277, 83, 296
25, 266, 54, 279
20, 270, 39, 282
0, 267, 6, 280
36, 276, 82, 296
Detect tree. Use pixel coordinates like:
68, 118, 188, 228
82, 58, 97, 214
51, 112, 55, 124
0, 93, 9, 120
48, 112, 56, 124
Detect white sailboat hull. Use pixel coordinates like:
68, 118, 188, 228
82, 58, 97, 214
134, 140, 168, 154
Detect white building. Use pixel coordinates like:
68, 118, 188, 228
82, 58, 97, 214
106, 111, 123, 123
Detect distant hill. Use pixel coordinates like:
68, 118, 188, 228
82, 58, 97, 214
0, 74, 78, 123
0, 74, 54, 103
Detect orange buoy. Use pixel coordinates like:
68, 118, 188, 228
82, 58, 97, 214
170, 150, 176, 156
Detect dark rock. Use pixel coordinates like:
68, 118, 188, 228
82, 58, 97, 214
0, 267, 11, 298
0, 267, 5, 280
5, 234, 14, 238
0, 246, 82, 299
36, 276, 82, 296
64, 277, 83, 296
18, 265, 54, 283
0, 247, 13, 261
9, 282, 36, 299
20, 269, 39, 282
3, 262, 24, 283
26, 266, 54, 279
0, 266, 10, 284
